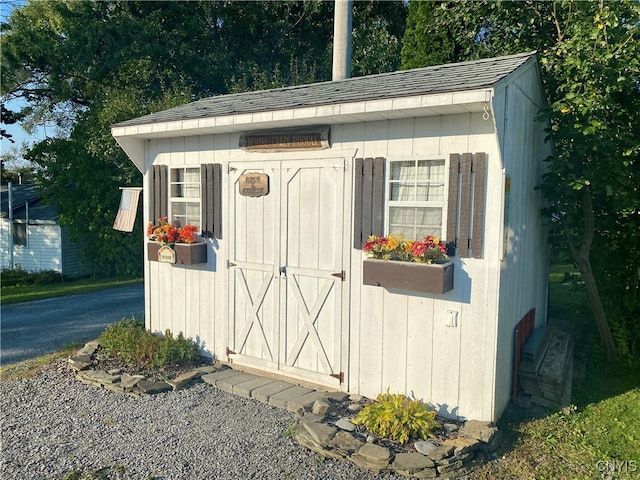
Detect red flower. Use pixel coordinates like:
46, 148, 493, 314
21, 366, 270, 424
412, 241, 426, 257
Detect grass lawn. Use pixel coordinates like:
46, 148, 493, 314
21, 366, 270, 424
471, 264, 640, 480
1, 277, 143, 305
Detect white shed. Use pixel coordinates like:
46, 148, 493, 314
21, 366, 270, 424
112, 51, 551, 422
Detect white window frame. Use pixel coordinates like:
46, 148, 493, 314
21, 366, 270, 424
169, 167, 201, 228
385, 156, 448, 240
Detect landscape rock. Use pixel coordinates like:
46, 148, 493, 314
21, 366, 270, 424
301, 420, 338, 447
329, 431, 363, 454
459, 420, 498, 444
443, 423, 458, 433
427, 445, 454, 461
120, 374, 144, 390
312, 400, 331, 415
167, 370, 201, 390
76, 341, 99, 356
68, 357, 92, 372
414, 440, 438, 455
391, 452, 435, 474
442, 436, 481, 454
335, 418, 356, 432
357, 443, 391, 463
137, 380, 172, 394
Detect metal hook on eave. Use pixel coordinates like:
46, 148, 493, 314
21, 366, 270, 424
483, 90, 492, 121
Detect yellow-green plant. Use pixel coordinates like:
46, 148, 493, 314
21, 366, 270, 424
352, 390, 440, 444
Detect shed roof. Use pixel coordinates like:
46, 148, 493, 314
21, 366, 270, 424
113, 51, 537, 129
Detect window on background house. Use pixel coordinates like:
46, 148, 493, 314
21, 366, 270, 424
13, 222, 27, 246
170, 167, 200, 228
387, 158, 446, 239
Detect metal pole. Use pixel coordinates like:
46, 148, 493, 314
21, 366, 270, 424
332, 0, 353, 81
8, 181, 14, 268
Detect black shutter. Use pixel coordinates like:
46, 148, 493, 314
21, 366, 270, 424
149, 164, 168, 223
201, 163, 222, 239
353, 157, 385, 249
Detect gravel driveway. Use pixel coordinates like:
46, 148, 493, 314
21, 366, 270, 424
0, 361, 395, 480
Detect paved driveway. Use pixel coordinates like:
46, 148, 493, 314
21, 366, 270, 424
1, 284, 144, 365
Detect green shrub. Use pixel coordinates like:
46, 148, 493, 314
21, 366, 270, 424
1, 267, 63, 287
352, 390, 441, 444
99, 317, 199, 369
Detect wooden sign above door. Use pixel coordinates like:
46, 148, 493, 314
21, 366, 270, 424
239, 127, 330, 152
239, 172, 270, 197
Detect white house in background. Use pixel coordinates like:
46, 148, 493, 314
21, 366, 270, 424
0, 184, 85, 277
111, 51, 551, 422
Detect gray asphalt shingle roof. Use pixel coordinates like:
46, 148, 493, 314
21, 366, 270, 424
114, 51, 537, 128
0, 184, 58, 221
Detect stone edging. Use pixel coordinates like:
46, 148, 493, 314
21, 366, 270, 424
292, 403, 499, 479
68, 341, 222, 395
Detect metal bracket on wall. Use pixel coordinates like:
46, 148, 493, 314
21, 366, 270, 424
331, 271, 346, 281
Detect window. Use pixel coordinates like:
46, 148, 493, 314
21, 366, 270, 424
387, 158, 445, 239
13, 222, 27, 246
170, 167, 200, 228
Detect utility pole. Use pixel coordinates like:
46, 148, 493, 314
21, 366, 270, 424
332, 0, 353, 81
8, 181, 14, 268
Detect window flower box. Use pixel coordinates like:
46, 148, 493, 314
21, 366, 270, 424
363, 258, 454, 294
147, 242, 207, 265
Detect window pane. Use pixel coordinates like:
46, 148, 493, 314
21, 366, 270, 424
171, 169, 184, 182
415, 225, 441, 238
183, 184, 200, 198
186, 202, 200, 220
417, 159, 445, 181
416, 184, 444, 201
391, 161, 415, 181
389, 207, 417, 237
391, 183, 415, 201
415, 207, 442, 227
185, 168, 199, 182
172, 203, 186, 216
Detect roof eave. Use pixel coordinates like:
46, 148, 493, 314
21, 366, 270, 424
112, 88, 492, 142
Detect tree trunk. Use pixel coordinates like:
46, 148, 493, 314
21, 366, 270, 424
573, 256, 619, 362
561, 186, 618, 362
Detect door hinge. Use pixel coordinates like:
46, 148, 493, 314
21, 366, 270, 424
226, 347, 236, 356
330, 372, 344, 384
228, 261, 237, 267
331, 271, 346, 281
228, 166, 237, 173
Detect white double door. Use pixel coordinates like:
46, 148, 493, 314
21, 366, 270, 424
227, 158, 347, 388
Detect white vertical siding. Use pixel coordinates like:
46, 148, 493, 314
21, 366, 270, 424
144, 135, 226, 359
0, 220, 63, 272
492, 63, 552, 420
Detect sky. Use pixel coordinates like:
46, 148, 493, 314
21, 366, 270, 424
0, 0, 46, 159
